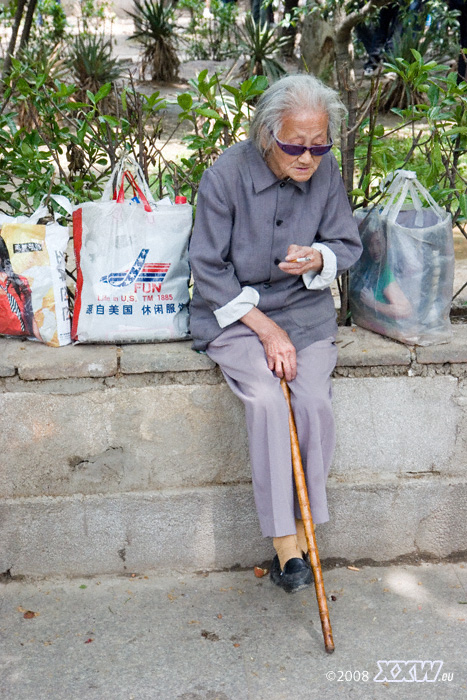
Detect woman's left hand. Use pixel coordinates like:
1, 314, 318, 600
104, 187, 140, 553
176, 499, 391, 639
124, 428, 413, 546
278, 244, 323, 276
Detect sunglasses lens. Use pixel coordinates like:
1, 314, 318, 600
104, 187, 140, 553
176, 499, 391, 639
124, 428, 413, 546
278, 141, 333, 156
311, 144, 333, 155
280, 144, 306, 156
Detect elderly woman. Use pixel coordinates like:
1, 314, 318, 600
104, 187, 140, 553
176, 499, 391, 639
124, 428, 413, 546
189, 74, 362, 593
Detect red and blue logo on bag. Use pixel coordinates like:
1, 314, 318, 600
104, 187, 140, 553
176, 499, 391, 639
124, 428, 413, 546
100, 248, 171, 291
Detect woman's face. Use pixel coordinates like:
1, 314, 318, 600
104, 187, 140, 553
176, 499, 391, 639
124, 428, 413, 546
266, 109, 329, 182
368, 230, 385, 263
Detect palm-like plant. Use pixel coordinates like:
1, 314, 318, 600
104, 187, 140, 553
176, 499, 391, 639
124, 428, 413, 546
235, 14, 288, 82
127, 0, 180, 83
69, 33, 124, 99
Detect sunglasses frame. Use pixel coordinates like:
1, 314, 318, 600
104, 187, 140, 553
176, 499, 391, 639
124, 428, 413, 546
272, 133, 334, 157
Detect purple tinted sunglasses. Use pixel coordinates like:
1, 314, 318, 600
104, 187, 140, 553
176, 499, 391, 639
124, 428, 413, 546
272, 132, 333, 157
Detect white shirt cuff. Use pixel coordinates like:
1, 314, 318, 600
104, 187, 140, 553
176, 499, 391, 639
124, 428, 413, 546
302, 243, 337, 290
213, 286, 260, 328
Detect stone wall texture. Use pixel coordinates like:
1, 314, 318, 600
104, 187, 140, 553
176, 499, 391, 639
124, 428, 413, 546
1, 326, 466, 576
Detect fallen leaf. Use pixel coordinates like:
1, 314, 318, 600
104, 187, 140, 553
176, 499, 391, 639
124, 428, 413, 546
254, 566, 268, 578
347, 566, 360, 572
79, 585, 87, 589
23, 610, 39, 619
233, 643, 240, 648
84, 638, 94, 644
217, 613, 223, 619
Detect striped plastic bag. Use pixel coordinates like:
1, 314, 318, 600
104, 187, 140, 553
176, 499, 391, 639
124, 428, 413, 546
72, 158, 192, 343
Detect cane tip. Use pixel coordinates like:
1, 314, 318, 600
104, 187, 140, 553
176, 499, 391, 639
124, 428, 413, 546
325, 645, 335, 654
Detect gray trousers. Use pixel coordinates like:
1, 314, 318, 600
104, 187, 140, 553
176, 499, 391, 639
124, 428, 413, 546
206, 325, 338, 538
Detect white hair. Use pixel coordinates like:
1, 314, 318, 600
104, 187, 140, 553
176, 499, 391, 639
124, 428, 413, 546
249, 74, 346, 157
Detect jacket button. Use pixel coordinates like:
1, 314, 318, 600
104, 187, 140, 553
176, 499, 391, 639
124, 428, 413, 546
280, 182, 286, 188
276, 219, 283, 226
263, 283, 272, 289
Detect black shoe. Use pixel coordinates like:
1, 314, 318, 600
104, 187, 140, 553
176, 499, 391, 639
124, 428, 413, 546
270, 554, 312, 593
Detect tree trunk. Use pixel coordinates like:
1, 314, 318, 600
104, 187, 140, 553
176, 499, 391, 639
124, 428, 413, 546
280, 0, 299, 59
333, 0, 392, 194
2, 0, 28, 81
18, 0, 39, 54
331, 1, 392, 324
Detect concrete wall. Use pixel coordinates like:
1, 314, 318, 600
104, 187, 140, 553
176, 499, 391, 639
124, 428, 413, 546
1, 326, 466, 577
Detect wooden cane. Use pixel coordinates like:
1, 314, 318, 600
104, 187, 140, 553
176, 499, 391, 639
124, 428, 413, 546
280, 377, 335, 654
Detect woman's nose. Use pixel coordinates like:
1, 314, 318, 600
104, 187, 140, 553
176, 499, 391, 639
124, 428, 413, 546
297, 149, 314, 164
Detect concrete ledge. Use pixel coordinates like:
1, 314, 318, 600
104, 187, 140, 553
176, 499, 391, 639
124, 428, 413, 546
120, 341, 215, 374
0, 340, 118, 380
335, 327, 411, 366
0, 376, 462, 500
415, 325, 467, 364
0, 384, 250, 499
2, 325, 466, 380
1, 478, 465, 577
0, 339, 16, 377
1, 324, 466, 575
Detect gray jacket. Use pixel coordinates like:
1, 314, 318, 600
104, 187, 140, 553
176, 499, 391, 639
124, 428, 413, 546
189, 139, 362, 351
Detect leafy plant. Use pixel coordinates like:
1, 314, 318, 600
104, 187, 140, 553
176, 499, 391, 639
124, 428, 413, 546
13, 43, 69, 128
68, 33, 124, 108
168, 70, 268, 201
235, 13, 288, 82
179, 0, 239, 61
378, 1, 460, 112
0, 58, 169, 212
35, 0, 68, 45
77, 0, 114, 35
127, 0, 180, 82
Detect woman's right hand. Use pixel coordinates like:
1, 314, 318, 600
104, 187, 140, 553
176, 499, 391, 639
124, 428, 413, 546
240, 307, 297, 381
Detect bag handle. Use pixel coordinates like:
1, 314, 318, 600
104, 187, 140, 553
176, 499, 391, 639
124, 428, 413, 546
381, 170, 446, 224
102, 155, 157, 209
116, 171, 152, 212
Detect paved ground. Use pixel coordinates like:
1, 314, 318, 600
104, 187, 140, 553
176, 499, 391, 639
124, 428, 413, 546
1, 561, 465, 699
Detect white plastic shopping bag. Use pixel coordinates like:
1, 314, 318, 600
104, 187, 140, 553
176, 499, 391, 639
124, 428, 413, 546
0, 195, 72, 347
72, 157, 192, 343
350, 170, 454, 346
